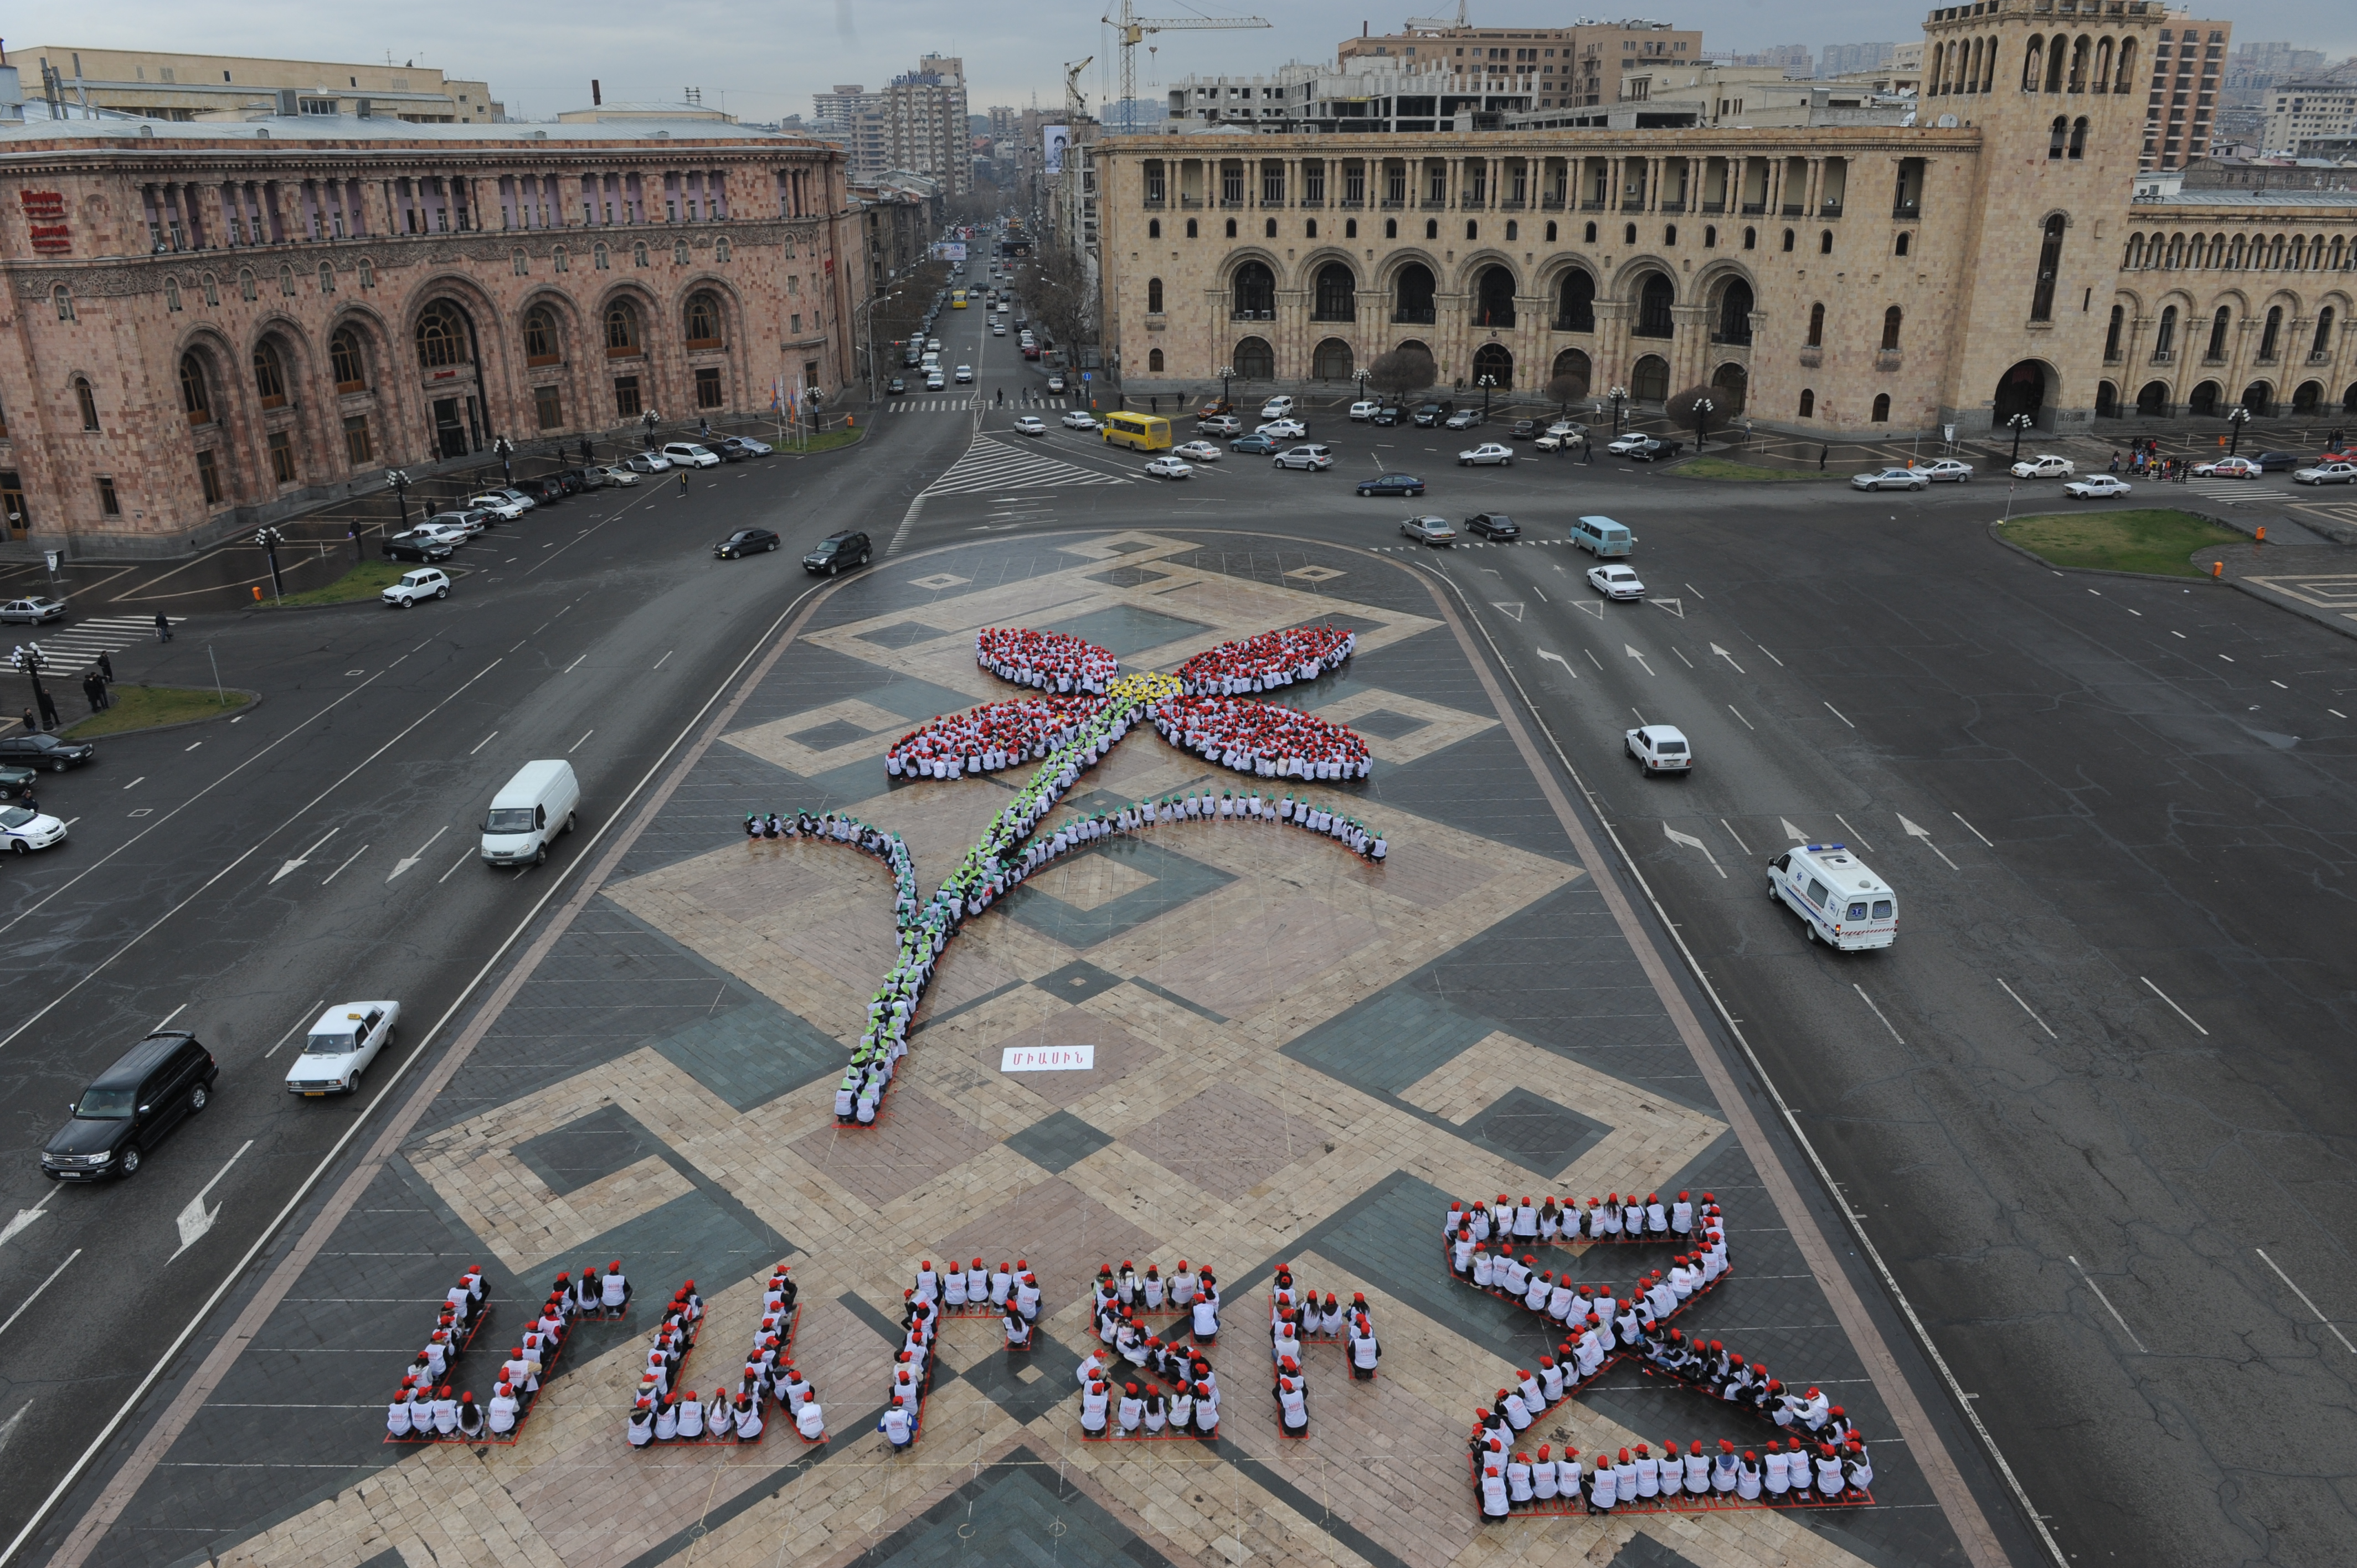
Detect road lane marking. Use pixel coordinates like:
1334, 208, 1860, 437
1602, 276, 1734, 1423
1952, 812, 1994, 847
1853, 984, 1906, 1044
1996, 978, 2057, 1038
388, 827, 446, 883
0, 1198, 51, 1251
183, 742, 201, 752
1756, 643, 1785, 667
1781, 817, 1808, 843
1536, 648, 1577, 678
1823, 700, 1855, 729
1685, 582, 1706, 598
1720, 819, 1752, 855
436, 847, 474, 884
2067, 1256, 2148, 1353
1708, 642, 1746, 673
1898, 814, 1960, 869
653, 650, 673, 670
270, 827, 339, 885
1624, 644, 1654, 675
1584, 647, 1603, 669
261, 1002, 326, 1059
2140, 976, 2209, 1036
121, 777, 143, 791
469, 730, 498, 755
320, 844, 370, 885
0, 1251, 79, 1343
1727, 705, 1754, 730
562, 653, 586, 673
2256, 1249, 2357, 1355
1671, 645, 1694, 668
1664, 822, 1726, 878
1834, 813, 1875, 851
153, 1004, 187, 1031
170, 1141, 253, 1262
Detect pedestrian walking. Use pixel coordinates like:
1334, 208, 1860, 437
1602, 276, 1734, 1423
81, 672, 102, 714
37, 687, 59, 730
580, 436, 594, 463
97, 651, 114, 684
19, 706, 35, 735
155, 611, 173, 642
1818, 444, 1829, 471
677, 467, 689, 499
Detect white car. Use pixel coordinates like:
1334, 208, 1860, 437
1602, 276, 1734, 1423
410, 519, 471, 548
1013, 415, 1048, 437
1624, 725, 1692, 775
1061, 410, 1100, 431
2292, 461, 2357, 486
993, 324, 1007, 336
2064, 473, 2134, 499
0, 803, 67, 854
596, 465, 640, 486
1047, 373, 1068, 393
662, 443, 722, 469
1144, 456, 1194, 480
1588, 564, 1646, 600
1918, 459, 1975, 483
1257, 417, 1308, 440
2191, 457, 2261, 479
926, 337, 942, 352
2010, 454, 2075, 479
382, 567, 451, 607
0, 596, 66, 625
1457, 442, 1515, 467
1260, 396, 1296, 419
1545, 419, 1587, 439
1534, 431, 1585, 453
925, 372, 946, 390
625, 451, 674, 473
464, 493, 527, 520
1349, 400, 1381, 421
1172, 440, 1222, 463
1605, 434, 1655, 456
285, 1000, 399, 1096
954, 365, 974, 384
1850, 467, 1928, 492
490, 487, 537, 511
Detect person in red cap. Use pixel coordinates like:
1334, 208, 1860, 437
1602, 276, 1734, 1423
1273, 1368, 1308, 1435
626, 1395, 655, 1447
386, 1376, 420, 1439
600, 1260, 630, 1317
1479, 1463, 1510, 1518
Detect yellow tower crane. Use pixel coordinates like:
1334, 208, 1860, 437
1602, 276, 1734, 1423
1100, 0, 1272, 133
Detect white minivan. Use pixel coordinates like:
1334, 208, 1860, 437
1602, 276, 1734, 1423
481, 760, 582, 866
1767, 843, 1896, 950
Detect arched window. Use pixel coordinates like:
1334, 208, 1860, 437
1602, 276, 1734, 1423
1896, 232, 1912, 257
1544, 221, 1556, 241
2155, 305, 2178, 356
633, 241, 650, 267
2045, 36, 2066, 92
1312, 262, 1356, 323
2068, 35, 2090, 92
416, 301, 470, 368
2023, 35, 2046, 91
1634, 272, 1674, 338
1781, 229, 1795, 253
1819, 229, 1833, 255
1147, 278, 1164, 313
331, 327, 368, 390
358, 261, 374, 290
1148, 218, 1161, 240
1346, 219, 1358, 239
1548, 349, 1591, 398
1556, 270, 1595, 333
318, 262, 336, 293
1881, 306, 1903, 352
279, 264, 296, 296
595, 242, 611, 270
1394, 264, 1436, 324
1425, 219, 1439, 240
2113, 38, 2137, 91
1798, 388, 1815, 417
1871, 393, 1891, 423
2207, 306, 2231, 360
1232, 261, 1275, 320
1465, 220, 1478, 241
179, 354, 212, 424
165, 277, 183, 312
2260, 306, 2282, 360
2049, 114, 2068, 158
1715, 278, 1754, 344
2126, 235, 2145, 269
1312, 338, 1355, 380
2069, 117, 2088, 159
553, 246, 570, 274
2315, 307, 2338, 360
1623, 222, 1636, 245
715, 238, 730, 262
74, 376, 100, 431
685, 291, 723, 348
253, 341, 288, 409
1189, 219, 1201, 239
201, 272, 221, 307
524, 306, 560, 365
673, 240, 690, 265
1471, 343, 1514, 389
1474, 265, 1516, 329
53, 285, 75, 322
1232, 336, 1274, 379
1148, 348, 1165, 372
2106, 303, 2125, 359
1226, 218, 1238, 239
1505, 220, 1517, 243
1267, 218, 1280, 239
239, 269, 258, 301
606, 298, 642, 357
1703, 225, 1716, 248
2030, 215, 2065, 323
1381, 219, 1394, 240
1742, 226, 1756, 251
1584, 221, 1598, 243
1807, 302, 1826, 348
514, 249, 530, 276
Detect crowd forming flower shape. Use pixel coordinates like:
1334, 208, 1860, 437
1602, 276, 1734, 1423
755, 625, 1383, 1128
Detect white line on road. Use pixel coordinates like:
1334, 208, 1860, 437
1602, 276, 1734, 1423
1685, 583, 1706, 599
319, 844, 370, 885
1671, 644, 1694, 669
261, 1002, 326, 1059
1664, 822, 1726, 878
170, 1141, 253, 1262
387, 826, 447, 883
653, 650, 673, 670
436, 846, 474, 884
1537, 648, 1577, 678
1720, 819, 1752, 855
270, 826, 339, 885
1708, 642, 1747, 674
1997, 978, 2058, 1039
2256, 1248, 2357, 1354
1823, 701, 1855, 729
2140, 976, 2209, 1036
183, 742, 200, 752
0, 1198, 50, 1251
1727, 704, 1754, 730
1952, 812, 1994, 847
1853, 984, 1906, 1044
1834, 813, 1876, 852
562, 653, 586, 674
2068, 1255, 2149, 1354
1532, 588, 1547, 604
1757, 643, 1785, 667
121, 777, 144, 791
470, 730, 498, 755
1625, 644, 1655, 675
153, 1004, 187, 1031
1584, 647, 1603, 670
569, 729, 594, 752
1897, 814, 1959, 870
0, 1251, 79, 1343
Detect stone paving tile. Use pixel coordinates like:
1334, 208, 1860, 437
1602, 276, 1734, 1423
1125, 1082, 1331, 1203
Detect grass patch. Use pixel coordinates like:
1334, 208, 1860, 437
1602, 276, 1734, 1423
2002, 508, 2244, 578
1671, 455, 1841, 482
261, 559, 408, 607
59, 684, 249, 738
784, 425, 866, 454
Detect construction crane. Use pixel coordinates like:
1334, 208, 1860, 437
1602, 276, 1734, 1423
1100, 0, 1272, 133
1404, 0, 1469, 32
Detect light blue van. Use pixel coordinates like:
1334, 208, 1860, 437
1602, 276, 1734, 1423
1571, 515, 1634, 556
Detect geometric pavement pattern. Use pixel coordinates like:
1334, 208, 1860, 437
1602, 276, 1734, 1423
76, 531, 1969, 1568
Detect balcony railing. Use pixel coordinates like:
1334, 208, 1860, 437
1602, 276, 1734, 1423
1780, 203, 1804, 217
1143, 197, 1166, 209
2150, 348, 2174, 363
1819, 202, 1843, 219
1892, 201, 1921, 220
1798, 347, 1823, 368
1231, 308, 1275, 321
1552, 316, 1594, 333
1701, 200, 1726, 214
1380, 198, 1406, 209
1580, 199, 1605, 212
1339, 197, 1366, 209
1710, 329, 1752, 347
1421, 198, 1449, 210
1392, 308, 1437, 324
1540, 194, 1566, 210
1179, 196, 1203, 209
1741, 201, 1767, 215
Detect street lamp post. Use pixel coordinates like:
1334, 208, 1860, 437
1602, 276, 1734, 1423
254, 527, 286, 603
1215, 364, 1236, 411
2227, 404, 2251, 456
2007, 412, 2034, 465
493, 436, 514, 486
1476, 373, 1497, 422
1691, 395, 1715, 450
9, 643, 50, 730
1608, 384, 1628, 436
642, 409, 660, 451
386, 468, 412, 535
1353, 367, 1371, 411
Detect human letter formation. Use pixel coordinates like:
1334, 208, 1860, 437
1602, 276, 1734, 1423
1175, 625, 1356, 696
389, 1259, 626, 1443
627, 1263, 812, 1446
914, 1257, 1043, 1323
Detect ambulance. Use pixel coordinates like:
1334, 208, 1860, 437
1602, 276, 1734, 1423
1767, 843, 1896, 950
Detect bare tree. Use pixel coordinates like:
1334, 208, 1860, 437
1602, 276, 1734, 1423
1666, 384, 1718, 446
1015, 245, 1096, 367
1543, 370, 1590, 415
1365, 347, 1438, 402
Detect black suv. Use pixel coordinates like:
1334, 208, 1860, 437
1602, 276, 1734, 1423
1411, 401, 1455, 427
802, 530, 872, 577
43, 1031, 219, 1180
515, 476, 567, 505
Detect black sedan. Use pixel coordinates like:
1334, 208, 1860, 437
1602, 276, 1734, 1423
1464, 512, 1521, 539
715, 528, 782, 559
1357, 473, 1428, 497
0, 733, 95, 772
2250, 451, 2301, 472
382, 530, 455, 563
1509, 420, 1542, 440
515, 476, 567, 504
1370, 405, 1404, 427
1625, 437, 1686, 462
803, 529, 872, 576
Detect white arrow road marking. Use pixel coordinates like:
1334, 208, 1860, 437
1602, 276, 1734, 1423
0, 1196, 50, 1250
388, 825, 447, 883
0, 1399, 30, 1461
1650, 597, 1684, 619
1537, 648, 1578, 678
171, 1139, 254, 1262
1625, 644, 1656, 676
270, 827, 338, 885
1664, 822, 1726, 878
1898, 814, 1959, 869
1780, 818, 1809, 844
1491, 601, 1525, 622
1708, 642, 1747, 674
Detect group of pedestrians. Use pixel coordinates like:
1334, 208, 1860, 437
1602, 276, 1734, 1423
389, 1261, 629, 1442
976, 627, 1119, 694
1174, 626, 1355, 697
884, 694, 1105, 780
15, 652, 114, 734
625, 1263, 821, 1446
1152, 695, 1375, 787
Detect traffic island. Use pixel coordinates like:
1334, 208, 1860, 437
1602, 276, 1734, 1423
1998, 508, 2243, 578
58, 684, 254, 739
253, 559, 410, 607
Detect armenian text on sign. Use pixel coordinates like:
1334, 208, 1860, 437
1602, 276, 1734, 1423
20, 190, 70, 254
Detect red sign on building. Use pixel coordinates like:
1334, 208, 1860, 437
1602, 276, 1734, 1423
19, 190, 70, 254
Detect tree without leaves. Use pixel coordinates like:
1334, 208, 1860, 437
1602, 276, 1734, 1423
1365, 347, 1438, 401
1666, 384, 1718, 445
1543, 370, 1589, 411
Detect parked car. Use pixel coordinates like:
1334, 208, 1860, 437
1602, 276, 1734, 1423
1229, 433, 1280, 456
1371, 405, 1405, 427
1851, 467, 1929, 492
1273, 445, 1334, 471
1918, 459, 1975, 483
1349, 400, 1382, 421
1195, 399, 1234, 419
803, 530, 872, 576
408, 518, 472, 547
597, 465, 641, 486
1534, 430, 1587, 453
1173, 440, 1222, 462
1257, 417, 1309, 440
284, 1002, 398, 1097
1411, 402, 1453, 427
1356, 473, 1427, 497
1199, 414, 1244, 437
1401, 515, 1458, 546
0, 763, 34, 795
0, 802, 66, 854
2064, 474, 2134, 499
2292, 461, 2357, 486
1013, 415, 1048, 437
2190, 456, 2260, 479
0, 597, 68, 625
1144, 456, 1195, 480
1464, 512, 1521, 540
714, 528, 783, 558
662, 443, 721, 469
514, 476, 566, 504
41, 1030, 219, 1180
382, 567, 453, 607
1626, 438, 1685, 462
1587, 564, 1647, 600
1444, 409, 1484, 431
625, 451, 673, 473
1509, 419, 1542, 440
1260, 396, 1296, 419
2010, 454, 2075, 479
460, 492, 522, 520
1546, 419, 1588, 440
1457, 443, 1515, 467
0, 732, 94, 772
382, 530, 455, 563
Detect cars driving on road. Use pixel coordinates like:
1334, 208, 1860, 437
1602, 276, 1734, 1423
0, 803, 67, 854
596, 465, 640, 486
1061, 410, 1100, 431
382, 530, 455, 563
1046, 373, 1068, 393
2292, 461, 2357, 485
2010, 454, 2075, 479
1768, 842, 1896, 951
1444, 409, 1485, 431
887, 376, 908, 396
1260, 396, 1296, 419
1625, 724, 1692, 774
1401, 515, 1458, 545
1143, 456, 1194, 480
0, 732, 94, 772
1273, 445, 1334, 471
2249, 451, 2300, 471
2191, 456, 2261, 479
1623, 436, 1685, 461
2064, 473, 2134, 499
285, 1002, 398, 1097
1229, 433, 1280, 456
0, 596, 68, 628
1013, 415, 1048, 437
954, 365, 974, 384
1587, 564, 1647, 600
1198, 414, 1244, 437
1457, 442, 1515, 467
925, 371, 947, 391
42, 1030, 219, 1180
1172, 440, 1221, 463
464, 492, 527, 519
1510, 419, 1542, 440
1851, 467, 1929, 491
714, 528, 782, 558
804, 529, 872, 576
1918, 459, 1975, 482
718, 436, 772, 458
1464, 512, 1520, 540
382, 568, 452, 606
1356, 473, 1426, 497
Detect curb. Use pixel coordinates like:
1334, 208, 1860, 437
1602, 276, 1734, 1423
1981, 523, 2206, 584
1986, 520, 2357, 644
56, 687, 262, 742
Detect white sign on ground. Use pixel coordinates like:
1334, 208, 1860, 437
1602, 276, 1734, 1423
1001, 1045, 1094, 1072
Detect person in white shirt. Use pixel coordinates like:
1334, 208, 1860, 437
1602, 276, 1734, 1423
1764, 1442, 1793, 1497
429, 1386, 459, 1437
1079, 1381, 1110, 1435
1169, 1263, 1197, 1307
1273, 1374, 1308, 1435
1586, 1451, 1619, 1514
1190, 1290, 1219, 1340
989, 1263, 1015, 1307
1531, 1443, 1559, 1503
626, 1397, 655, 1447
795, 1394, 827, 1441
1005, 1308, 1033, 1350
706, 1388, 734, 1441
653, 1395, 680, 1442
487, 1381, 519, 1437
1736, 1449, 1763, 1499
673, 1388, 704, 1440
735, 1394, 765, 1441
601, 1261, 630, 1318
1347, 1318, 1379, 1380
1116, 1384, 1145, 1434
1169, 1386, 1195, 1432
944, 1267, 969, 1308
1479, 1466, 1509, 1519
1193, 1382, 1219, 1435
1015, 1272, 1042, 1321
878, 1399, 914, 1449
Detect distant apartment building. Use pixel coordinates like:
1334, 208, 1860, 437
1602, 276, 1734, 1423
14, 44, 498, 123
2263, 78, 2357, 155
2142, 17, 2230, 170
2224, 41, 2327, 90
1337, 17, 1701, 111
1816, 41, 1894, 78
812, 85, 889, 180
884, 56, 970, 194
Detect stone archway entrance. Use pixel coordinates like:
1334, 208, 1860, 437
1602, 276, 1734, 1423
1991, 359, 2047, 429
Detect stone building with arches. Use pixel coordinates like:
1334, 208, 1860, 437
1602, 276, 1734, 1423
0, 110, 855, 553
1093, 0, 2356, 442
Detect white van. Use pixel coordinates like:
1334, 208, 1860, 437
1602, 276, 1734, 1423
481, 760, 581, 866
1768, 843, 1896, 950
1571, 515, 1634, 556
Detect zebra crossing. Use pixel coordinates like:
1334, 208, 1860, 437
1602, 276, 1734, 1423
922, 437, 1131, 498
1365, 539, 1578, 552
2185, 476, 2269, 505
887, 397, 1071, 415
5, 614, 177, 670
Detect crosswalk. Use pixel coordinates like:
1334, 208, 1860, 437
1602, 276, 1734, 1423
5, 614, 177, 669
922, 437, 1131, 497
1365, 539, 1578, 552
887, 397, 1072, 415
2185, 477, 2265, 504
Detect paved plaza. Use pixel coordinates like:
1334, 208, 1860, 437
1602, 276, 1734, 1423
60, 531, 1994, 1568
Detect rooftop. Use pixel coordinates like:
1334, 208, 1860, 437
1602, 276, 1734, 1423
2130, 186, 2357, 205
0, 102, 821, 152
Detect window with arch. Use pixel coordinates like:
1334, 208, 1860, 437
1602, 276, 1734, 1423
1871, 393, 1891, 422
1346, 219, 1359, 240
2206, 307, 2231, 360
74, 376, 100, 431
2023, 35, 2045, 91
633, 241, 650, 267
1584, 221, 1598, 243
53, 285, 75, 322
1312, 262, 1356, 323
553, 246, 569, 274
2126, 235, 2145, 269
2069, 117, 2088, 159
1881, 306, 1903, 352
1382, 218, 1395, 239
165, 277, 183, 312
1426, 219, 1440, 240
1266, 218, 1279, 239
1623, 223, 1636, 245
2260, 306, 2282, 360
2315, 307, 2337, 359
1474, 266, 1516, 329
1232, 336, 1274, 379
202, 272, 221, 307
2049, 115, 2069, 159
673, 240, 690, 265
357, 260, 374, 290
1664, 224, 1676, 246
2045, 36, 2066, 91
1798, 388, 1815, 417
279, 264, 296, 296
1394, 263, 1437, 324
1505, 220, 1517, 242
1232, 261, 1275, 321
331, 327, 368, 390
1704, 225, 1716, 248
2030, 214, 2065, 323
2155, 305, 2178, 356
1556, 270, 1596, 332
1742, 226, 1756, 251
253, 341, 289, 409
1464, 220, 1478, 241
1781, 229, 1795, 252
1818, 230, 1833, 255
1225, 218, 1238, 239
1896, 232, 1911, 257
2105, 303, 2125, 360
524, 306, 561, 366
318, 261, 336, 293
1149, 219, 1162, 239
1807, 302, 1826, 347
239, 268, 258, 302
715, 237, 731, 262
1633, 273, 1674, 338
685, 291, 723, 349
1147, 277, 1165, 313
1148, 348, 1165, 372
1714, 278, 1754, 345
606, 298, 643, 357
417, 301, 470, 369
179, 354, 212, 424
595, 241, 611, 270
1191, 219, 1203, 239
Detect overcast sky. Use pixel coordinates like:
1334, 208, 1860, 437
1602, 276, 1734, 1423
43, 0, 2356, 123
